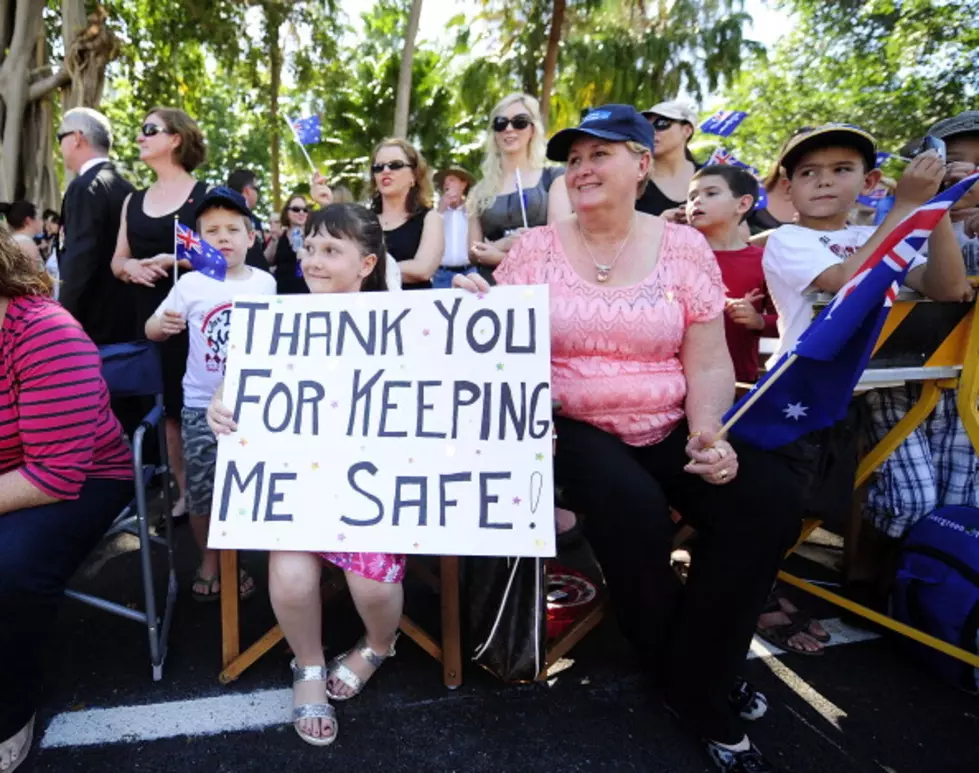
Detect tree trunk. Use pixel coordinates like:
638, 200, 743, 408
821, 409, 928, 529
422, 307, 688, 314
61, 3, 118, 111
265, 4, 283, 210
392, 0, 423, 139
0, 0, 43, 201
540, 0, 566, 129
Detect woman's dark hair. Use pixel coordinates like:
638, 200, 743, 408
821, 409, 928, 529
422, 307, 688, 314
0, 200, 37, 230
304, 204, 388, 292
281, 193, 309, 229
145, 106, 207, 172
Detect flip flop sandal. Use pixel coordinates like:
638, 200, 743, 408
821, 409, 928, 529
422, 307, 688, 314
191, 568, 257, 603
289, 662, 338, 747
785, 607, 831, 644
755, 616, 825, 656
325, 633, 398, 701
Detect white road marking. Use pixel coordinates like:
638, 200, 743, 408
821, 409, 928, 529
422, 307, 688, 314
41, 618, 879, 750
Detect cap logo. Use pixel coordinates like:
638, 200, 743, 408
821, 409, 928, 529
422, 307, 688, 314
583, 110, 611, 123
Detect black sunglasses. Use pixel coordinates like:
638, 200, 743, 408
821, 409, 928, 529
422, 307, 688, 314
140, 122, 172, 138
288, 205, 309, 214
371, 160, 413, 174
649, 117, 676, 131
56, 129, 78, 143
492, 114, 533, 132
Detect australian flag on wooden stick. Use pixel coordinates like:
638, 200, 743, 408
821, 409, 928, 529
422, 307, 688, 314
175, 223, 227, 281
700, 109, 748, 137
291, 114, 322, 145
724, 173, 979, 450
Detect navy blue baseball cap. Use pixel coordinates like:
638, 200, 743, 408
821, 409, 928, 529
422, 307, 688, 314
194, 185, 253, 221
546, 104, 654, 162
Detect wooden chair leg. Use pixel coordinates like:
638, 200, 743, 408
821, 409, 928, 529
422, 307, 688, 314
220, 550, 240, 669
439, 556, 463, 688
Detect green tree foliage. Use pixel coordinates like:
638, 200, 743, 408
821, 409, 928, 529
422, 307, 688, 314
717, 0, 979, 170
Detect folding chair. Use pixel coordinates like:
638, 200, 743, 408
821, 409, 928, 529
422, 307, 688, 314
63, 341, 178, 681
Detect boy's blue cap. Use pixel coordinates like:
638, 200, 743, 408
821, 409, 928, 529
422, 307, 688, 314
194, 186, 253, 221
547, 104, 654, 162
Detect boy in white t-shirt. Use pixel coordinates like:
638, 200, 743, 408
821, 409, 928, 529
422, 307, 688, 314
761, 125, 975, 614
146, 187, 276, 602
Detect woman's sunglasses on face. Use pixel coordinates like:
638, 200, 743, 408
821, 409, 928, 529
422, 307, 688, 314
371, 160, 413, 174
492, 114, 533, 132
140, 122, 171, 138
288, 205, 309, 214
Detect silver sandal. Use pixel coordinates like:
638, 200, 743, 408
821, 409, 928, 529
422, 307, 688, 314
289, 661, 338, 747
325, 633, 398, 701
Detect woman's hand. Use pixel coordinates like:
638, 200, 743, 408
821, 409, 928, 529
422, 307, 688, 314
469, 241, 506, 266
207, 392, 237, 435
661, 207, 688, 225
120, 257, 168, 287
311, 173, 333, 207
684, 430, 738, 485
452, 272, 491, 294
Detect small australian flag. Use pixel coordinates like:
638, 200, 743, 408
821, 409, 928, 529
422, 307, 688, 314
292, 114, 322, 145
175, 223, 227, 281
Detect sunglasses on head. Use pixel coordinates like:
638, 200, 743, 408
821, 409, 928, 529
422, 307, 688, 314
288, 205, 309, 214
649, 117, 676, 131
140, 122, 171, 138
492, 114, 533, 132
371, 160, 413, 174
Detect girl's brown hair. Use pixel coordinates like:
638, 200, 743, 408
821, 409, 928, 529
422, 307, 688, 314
145, 107, 207, 172
369, 138, 433, 216
0, 228, 53, 297
280, 193, 309, 229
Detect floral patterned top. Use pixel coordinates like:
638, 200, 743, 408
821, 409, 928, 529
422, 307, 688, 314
495, 223, 725, 446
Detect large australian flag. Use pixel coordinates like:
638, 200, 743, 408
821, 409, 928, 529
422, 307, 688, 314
725, 173, 979, 450
175, 223, 227, 281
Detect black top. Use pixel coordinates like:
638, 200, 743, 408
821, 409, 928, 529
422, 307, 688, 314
58, 161, 137, 345
747, 207, 788, 235
274, 228, 308, 295
634, 163, 703, 216
246, 215, 271, 272
126, 180, 209, 322
385, 209, 430, 290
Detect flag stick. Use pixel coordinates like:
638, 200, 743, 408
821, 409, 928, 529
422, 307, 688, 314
717, 354, 798, 440
515, 168, 529, 229
172, 215, 179, 307
285, 115, 317, 174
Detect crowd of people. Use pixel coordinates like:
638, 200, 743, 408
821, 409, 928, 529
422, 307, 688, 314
1, 91, 978, 773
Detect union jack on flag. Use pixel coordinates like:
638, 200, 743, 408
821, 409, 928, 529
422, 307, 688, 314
725, 173, 979, 449
175, 222, 227, 281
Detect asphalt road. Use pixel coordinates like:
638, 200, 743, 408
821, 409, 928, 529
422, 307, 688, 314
17, 518, 979, 773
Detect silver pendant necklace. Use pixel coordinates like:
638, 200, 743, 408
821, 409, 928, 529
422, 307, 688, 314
578, 215, 636, 282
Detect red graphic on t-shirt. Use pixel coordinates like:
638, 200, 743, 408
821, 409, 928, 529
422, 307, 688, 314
201, 302, 233, 374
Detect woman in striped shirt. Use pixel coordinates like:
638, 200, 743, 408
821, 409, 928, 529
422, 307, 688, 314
0, 230, 133, 772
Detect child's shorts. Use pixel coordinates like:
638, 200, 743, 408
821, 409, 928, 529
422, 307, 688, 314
182, 407, 218, 517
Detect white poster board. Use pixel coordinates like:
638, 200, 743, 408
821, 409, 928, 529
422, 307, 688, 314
207, 286, 555, 557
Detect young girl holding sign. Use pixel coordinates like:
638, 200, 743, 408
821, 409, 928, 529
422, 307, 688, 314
207, 204, 404, 748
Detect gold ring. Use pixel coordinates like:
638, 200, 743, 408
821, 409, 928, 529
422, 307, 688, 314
719, 469, 729, 479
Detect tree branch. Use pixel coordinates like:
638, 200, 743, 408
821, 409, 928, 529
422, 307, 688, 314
28, 68, 71, 101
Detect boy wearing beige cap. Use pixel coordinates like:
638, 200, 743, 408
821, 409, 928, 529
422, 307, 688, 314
637, 100, 702, 215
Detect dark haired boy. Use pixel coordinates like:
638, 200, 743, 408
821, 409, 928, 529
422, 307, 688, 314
686, 165, 776, 383
145, 187, 275, 602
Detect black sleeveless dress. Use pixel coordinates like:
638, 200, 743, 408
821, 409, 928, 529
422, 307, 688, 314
126, 180, 208, 418
385, 209, 431, 290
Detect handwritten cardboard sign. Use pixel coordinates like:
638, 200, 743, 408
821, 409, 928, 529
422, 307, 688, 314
207, 286, 555, 557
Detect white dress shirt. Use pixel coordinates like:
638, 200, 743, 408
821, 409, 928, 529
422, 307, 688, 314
79, 157, 110, 177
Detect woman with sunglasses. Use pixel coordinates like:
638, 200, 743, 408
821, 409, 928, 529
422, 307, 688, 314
271, 193, 312, 295
637, 101, 703, 218
468, 93, 571, 282
110, 107, 208, 522
369, 138, 443, 289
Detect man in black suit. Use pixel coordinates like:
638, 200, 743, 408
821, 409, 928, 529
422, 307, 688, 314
227, 168, 271, 272
57, 107, 137, 344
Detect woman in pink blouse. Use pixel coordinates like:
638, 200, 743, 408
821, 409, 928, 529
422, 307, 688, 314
0, 230, 133, 772
456, 105, 805, 773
